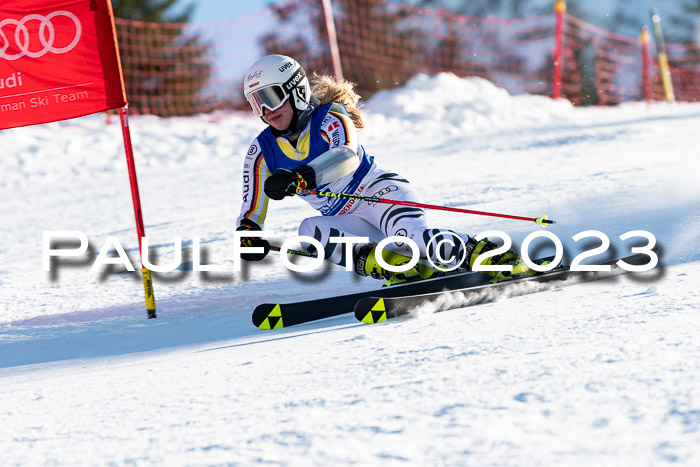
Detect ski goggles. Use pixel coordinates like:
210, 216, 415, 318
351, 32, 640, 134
246, 85, 289, 117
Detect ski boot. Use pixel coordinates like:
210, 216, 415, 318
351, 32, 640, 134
464, 238, 539, 283
354, 242, 439, 287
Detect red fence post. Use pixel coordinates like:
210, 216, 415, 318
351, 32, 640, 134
640, 26, 652, 105
320, 0, 344, 82
552, 0, 566, 99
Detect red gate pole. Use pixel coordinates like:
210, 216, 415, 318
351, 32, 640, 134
640, 26, 652, 106
118, 106, 157, 319
552, 0, 566, 99
320, 0, 344, 82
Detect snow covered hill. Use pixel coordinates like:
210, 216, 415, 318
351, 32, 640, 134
1, 74, 699, 465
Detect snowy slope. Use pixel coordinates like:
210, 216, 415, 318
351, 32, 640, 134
1, 74, 699, 465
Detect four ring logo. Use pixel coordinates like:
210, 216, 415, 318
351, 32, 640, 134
0, 11, 82, 61
368, 185, 398, 205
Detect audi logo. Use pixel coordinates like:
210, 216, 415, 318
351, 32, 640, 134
0, 11, 82, 61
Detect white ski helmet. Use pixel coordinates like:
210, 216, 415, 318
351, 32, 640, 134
243, 55, 311, 117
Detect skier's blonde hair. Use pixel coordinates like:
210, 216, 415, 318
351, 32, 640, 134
311, 73, 365, 130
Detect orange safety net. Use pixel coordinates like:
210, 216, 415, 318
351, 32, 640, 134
335, 2, 556, 98
562, 13, 700, 105
113, 0, 700, 116
665, 43, 700, 102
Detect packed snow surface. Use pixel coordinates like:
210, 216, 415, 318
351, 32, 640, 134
1, 74, 699, 465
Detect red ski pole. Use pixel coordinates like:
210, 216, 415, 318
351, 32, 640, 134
300, 189, 555, 226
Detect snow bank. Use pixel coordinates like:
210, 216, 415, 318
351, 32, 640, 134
0, 111, 264, 189
364, 73, 575, 136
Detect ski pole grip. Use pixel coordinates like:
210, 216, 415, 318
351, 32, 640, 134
535, 216, 556, 227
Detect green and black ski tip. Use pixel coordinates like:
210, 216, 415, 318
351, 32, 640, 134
357, 298, 391, 324
252, 304, 284, 329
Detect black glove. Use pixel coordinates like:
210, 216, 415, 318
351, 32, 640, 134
236, 219, 270, 261
264, 165, 316, 201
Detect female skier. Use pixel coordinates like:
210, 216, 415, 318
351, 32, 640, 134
236, 54, 530, 284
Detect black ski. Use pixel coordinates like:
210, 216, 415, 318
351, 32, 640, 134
354, 252, 653, 324
252, 269, 489, 329
252, 255, 556, 329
